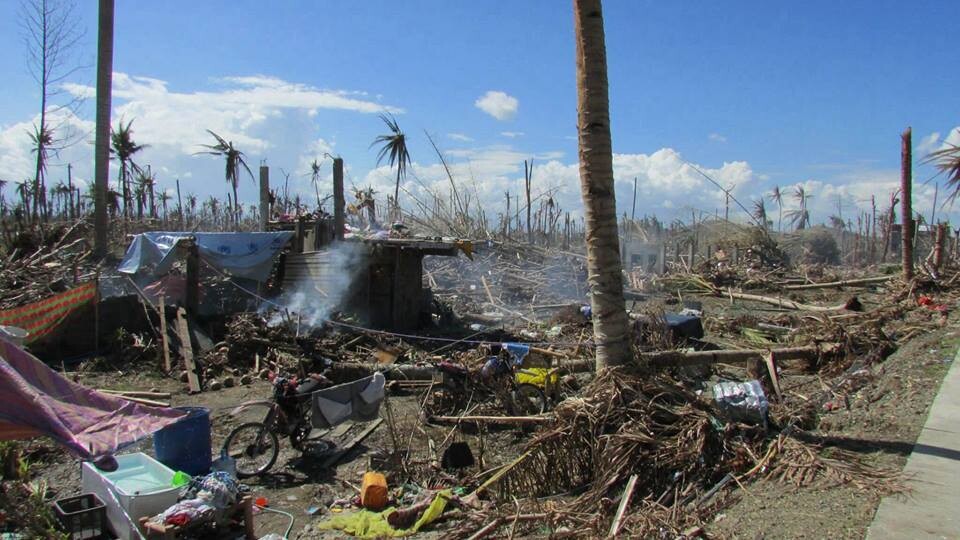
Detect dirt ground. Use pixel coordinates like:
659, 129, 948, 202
31, 368, 531, 538
23, 283, 957, 539
708, 317, 956, 539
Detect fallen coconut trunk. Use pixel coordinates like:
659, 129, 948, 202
783, 275, 893, 290
332, 342, 836, 381
640, 342, 840, 368
726, 290, 861, 312
428, 414, 554, 425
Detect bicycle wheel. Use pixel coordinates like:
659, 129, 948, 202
512, 383, 547, 415
222, 422, 280, 478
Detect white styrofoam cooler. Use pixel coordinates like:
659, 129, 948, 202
81, 453, 180, 540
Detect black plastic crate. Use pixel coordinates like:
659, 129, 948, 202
53, 493, 107, 540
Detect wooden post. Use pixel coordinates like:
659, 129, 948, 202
732, 245, 740, 265
294, 217, 305, 253
333, 157, 345, 241
934, 223, 947, 271
176, 178, 184, 229
657, 242, 666, 274
94, 270, 101, 356
185, 239, 199, 316
159, 295, 171, 372
176, 308, 201, 393
901, 127, 914, 280
687, 242, 695, 269
259, 165, 269, 231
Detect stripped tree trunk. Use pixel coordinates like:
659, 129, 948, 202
93, 0, 114, 257
901, 127, 913, 280
574, 0, 631, 369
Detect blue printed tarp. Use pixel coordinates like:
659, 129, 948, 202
118, 231, 293, 282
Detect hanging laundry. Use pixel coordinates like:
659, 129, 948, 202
311, 373, 386, 429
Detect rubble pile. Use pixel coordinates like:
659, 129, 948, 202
0, 223, 93, 309
425, 242, 588, 323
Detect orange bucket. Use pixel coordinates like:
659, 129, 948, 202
360, 472, 388, 510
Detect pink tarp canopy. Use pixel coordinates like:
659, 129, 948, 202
0, 337, 186, 460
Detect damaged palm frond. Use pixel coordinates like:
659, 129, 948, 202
923, 143, 960, 202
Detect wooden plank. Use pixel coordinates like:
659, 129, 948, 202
159, 295, 171, 372
176, 308, 201, 393
763, 351, 784, 401
321, 418, 382, 468
608, 474, 639, 538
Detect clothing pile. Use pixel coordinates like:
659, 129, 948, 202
149, 471, 240, 528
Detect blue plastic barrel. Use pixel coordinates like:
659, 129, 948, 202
153, 407, 212, 476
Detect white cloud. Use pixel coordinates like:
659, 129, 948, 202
447, 133, 473, 142
708, 133, 727, 143
357, 146, 762, 223
917, 131, 941, 155
943, 127, 960, 149
60, 73, 400, 155
500, 131, 524, 138
0, 108, 94, 185
474, 91, 519, 121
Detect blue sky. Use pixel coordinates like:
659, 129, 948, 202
1, 0, 959, 225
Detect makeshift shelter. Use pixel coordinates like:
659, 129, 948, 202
0, 337, 185, 460
118, 231, 293, 316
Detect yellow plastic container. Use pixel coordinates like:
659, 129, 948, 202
360, 472, 388, 510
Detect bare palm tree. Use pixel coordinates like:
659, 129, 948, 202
15, 181, 31, 217
110, 118, 146, 218
28, 124, 54, 221
768, 186, 783, 232
199, 130, 253, 229
574, 0, 631, 369
371, 114, 411, 218
186, 193, 198, 225
752, 198, 768, 230
309, 158, 324, 210
93, 0, 114, 256
786, 185, 812, 230
136, 165, 157, 218
159, 190, 172, 224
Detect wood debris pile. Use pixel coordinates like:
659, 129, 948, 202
467, 367, 903, 537
425, 242, 588, 323
0, 222, 93, 309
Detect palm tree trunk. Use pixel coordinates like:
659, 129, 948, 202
901, 127, 914, 280
574, 0, 631, 370
93, 0, 114, 257
394, 167, 401, 220
232, 183, 240, 230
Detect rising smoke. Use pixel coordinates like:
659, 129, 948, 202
264, 241, 369, 328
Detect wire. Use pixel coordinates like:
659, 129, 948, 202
255, 504, 295, 538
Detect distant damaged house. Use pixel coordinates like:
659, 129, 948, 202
272, 217, 467, 331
